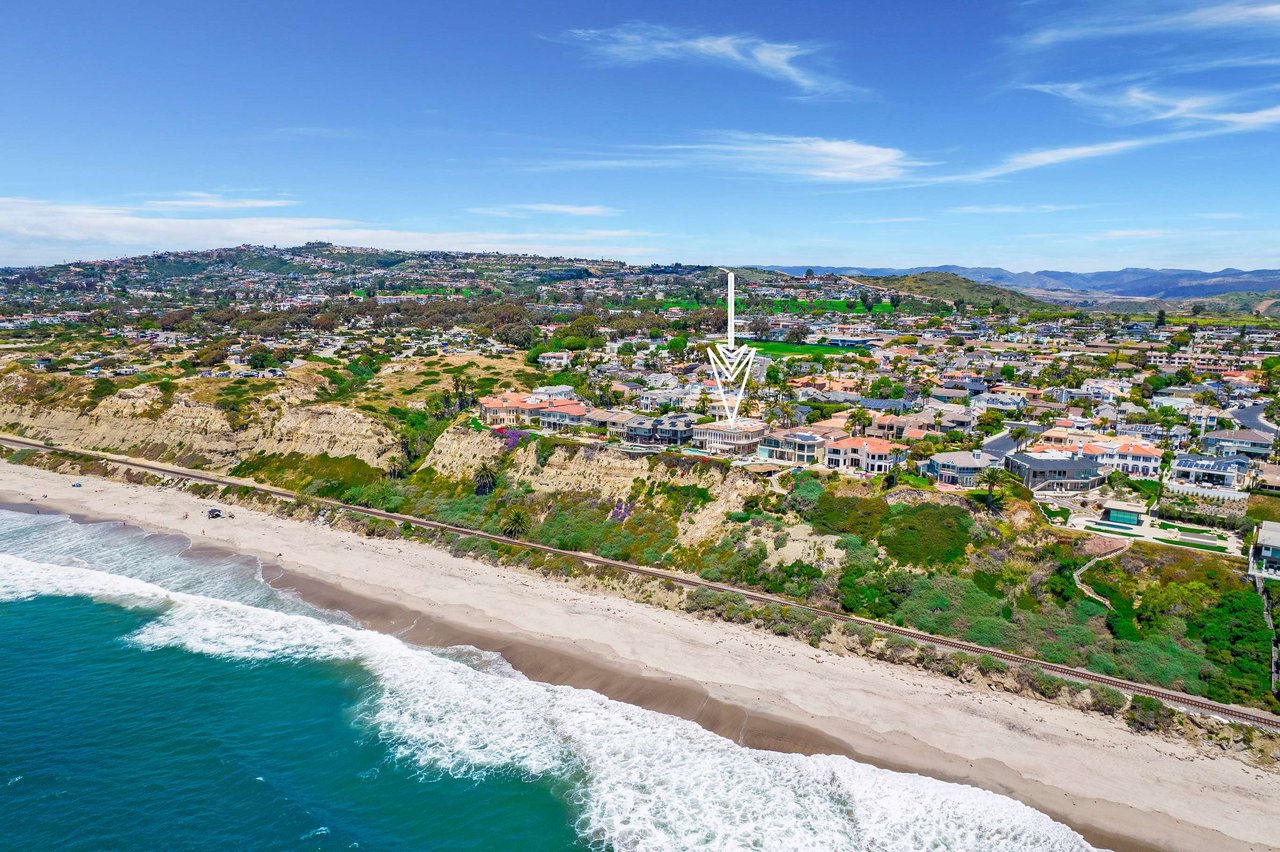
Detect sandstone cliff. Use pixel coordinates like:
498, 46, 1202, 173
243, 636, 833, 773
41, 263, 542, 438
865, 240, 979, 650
0, 384, 399, 470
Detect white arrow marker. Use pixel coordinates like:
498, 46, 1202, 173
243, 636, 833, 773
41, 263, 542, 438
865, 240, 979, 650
708, 270, 756, 425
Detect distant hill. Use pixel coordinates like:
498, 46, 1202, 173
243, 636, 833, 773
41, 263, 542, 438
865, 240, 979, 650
858, 271, 1051, 312
763, 264, 1280, 300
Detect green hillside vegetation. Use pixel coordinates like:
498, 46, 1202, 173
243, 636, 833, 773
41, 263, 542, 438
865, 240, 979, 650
105, 426, 1277, 713
1197, 289, 1280, 317
867, 271, 1051, 312
721, 266, 793, 283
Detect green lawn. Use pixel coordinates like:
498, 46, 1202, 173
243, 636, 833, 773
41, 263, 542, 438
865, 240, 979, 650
1128, 478, 1161, 499
1085, 525, 1141, 537
1040, 504, 1070, 522
1156, 521, 1224, 539
1153, 537, 1231, 553
1247, 492, 1280, 523
746, 340, 865, 357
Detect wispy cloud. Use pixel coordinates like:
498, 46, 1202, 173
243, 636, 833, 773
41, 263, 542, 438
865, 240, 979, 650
268, 126, 360, 139
948, 203, 1085, 214
0, 197, 659, 266
561, 22, 858, 98
1196, 211, 1248, 219
539, 131, 919, 182
1004, 0, 1280, 186
1084, 228, 1175, 241
467, 203, 621, 218
143, 192, 295, 210
670, 132, 916, 181
950, 132, 1213, 181
1022, 2, 1280, 48
1026, 80, 1280, 130
846, 216, 926, 224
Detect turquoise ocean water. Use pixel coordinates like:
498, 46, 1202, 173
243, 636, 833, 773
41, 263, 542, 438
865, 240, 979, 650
0, 508, 1095, 850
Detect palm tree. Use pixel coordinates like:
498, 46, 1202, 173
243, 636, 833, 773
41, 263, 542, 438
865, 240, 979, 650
500, 508, 531, 539
473, 461, 499, 496
975, 466, 1015, 508
386, 453, 404, 480
847, 405, 872, 436
1009, 426, 1030, 451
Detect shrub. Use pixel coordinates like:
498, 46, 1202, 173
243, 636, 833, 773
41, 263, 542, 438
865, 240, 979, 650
785, 475, 827, 514
1091, 686, 1127, 715
885, 633, 917, 651
685, 588, 754, 622
1019, 664, 1067, 699
842, 622, 877, 646
1126, 694, 1178, 732
88, 377, 117, 401
977, 654, 1008, 675
340, 481, 407, 513
879, 504, 972, 566
809, 492, 889, 539
535, 437, 557, 467
938, 651, 974, 678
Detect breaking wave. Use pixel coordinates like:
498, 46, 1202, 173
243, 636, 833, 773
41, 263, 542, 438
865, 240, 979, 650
0, 527, 1094, 851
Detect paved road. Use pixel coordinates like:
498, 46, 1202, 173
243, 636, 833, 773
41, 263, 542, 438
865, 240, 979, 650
4, 432, 1280, 732
1232, 403, 1277, 437
982, 431, 1016, 458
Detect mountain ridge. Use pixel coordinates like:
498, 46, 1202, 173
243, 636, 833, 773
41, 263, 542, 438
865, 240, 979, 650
761, 264, 1280, 299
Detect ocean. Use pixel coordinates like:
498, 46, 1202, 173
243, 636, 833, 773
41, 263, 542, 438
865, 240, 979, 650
0, 507, 1095, 850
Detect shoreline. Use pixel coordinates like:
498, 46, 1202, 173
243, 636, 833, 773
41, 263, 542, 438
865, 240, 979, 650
1, 462, 1277, 851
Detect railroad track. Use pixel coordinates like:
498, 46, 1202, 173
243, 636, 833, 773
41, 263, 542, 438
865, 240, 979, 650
4, 433, 1279, 733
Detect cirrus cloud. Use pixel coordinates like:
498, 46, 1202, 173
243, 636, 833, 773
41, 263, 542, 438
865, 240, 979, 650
561, 22, 859, 99
466, 203, 621, 218
143, 192, 296, 210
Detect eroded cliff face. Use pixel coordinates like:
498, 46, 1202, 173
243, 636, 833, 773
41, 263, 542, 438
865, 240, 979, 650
0, 384, 399, 470
417, 426, 507, 479
421, 426, 768, 546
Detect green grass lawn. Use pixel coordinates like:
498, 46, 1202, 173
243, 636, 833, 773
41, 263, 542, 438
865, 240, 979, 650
1085, 525, 1141, 537
1247, 492, 1280, 523
1153, 536, 1231, 553
746, 340, 865, 357
1040, 504, 1071, 522
1128, 478, 1161, 499
1156, 521, 1224, 539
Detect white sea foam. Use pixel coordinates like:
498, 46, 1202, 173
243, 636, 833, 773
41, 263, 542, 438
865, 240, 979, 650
0, 551, 1096, 851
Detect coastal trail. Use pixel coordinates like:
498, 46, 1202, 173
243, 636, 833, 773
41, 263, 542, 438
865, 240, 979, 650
3, 431, 1279, 734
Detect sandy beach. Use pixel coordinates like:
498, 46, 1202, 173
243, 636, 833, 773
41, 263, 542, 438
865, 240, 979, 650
1, 460, 1276, 852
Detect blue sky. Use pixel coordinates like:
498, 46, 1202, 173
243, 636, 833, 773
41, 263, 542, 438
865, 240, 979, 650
2, 0, 1278, 270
